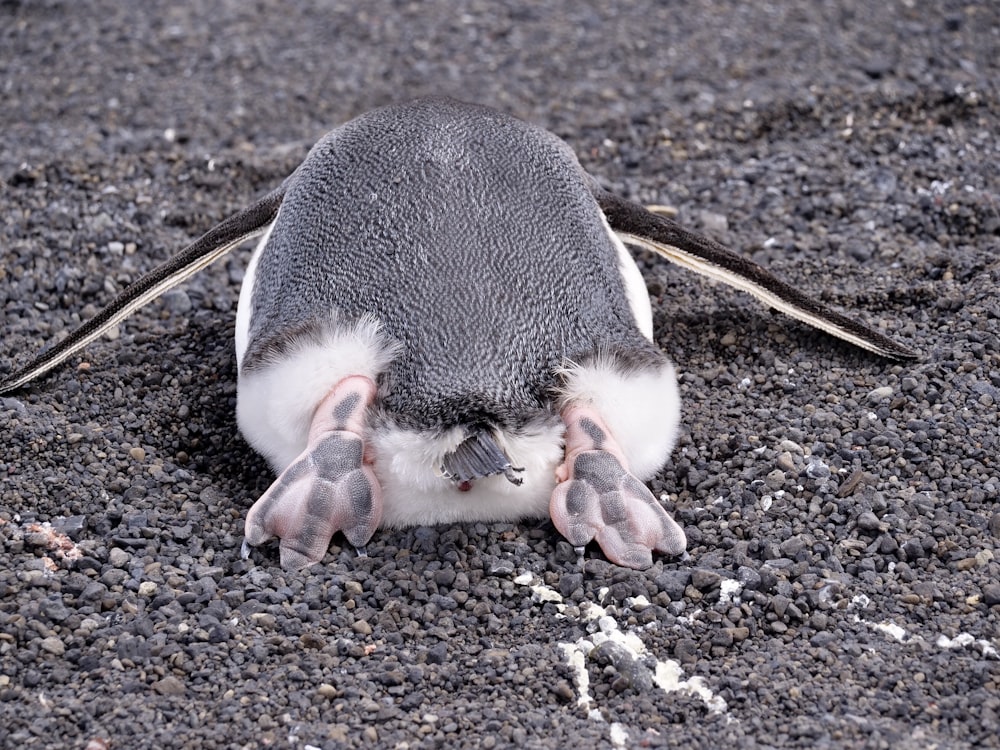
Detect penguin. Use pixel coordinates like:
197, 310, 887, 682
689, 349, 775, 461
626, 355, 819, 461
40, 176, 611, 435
0, 97, 916, 571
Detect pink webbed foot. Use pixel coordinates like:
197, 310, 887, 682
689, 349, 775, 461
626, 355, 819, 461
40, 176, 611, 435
243, 376, 383, 570
550, 405, 686, 570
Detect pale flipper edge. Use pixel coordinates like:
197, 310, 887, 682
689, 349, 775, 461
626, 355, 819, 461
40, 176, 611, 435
0, 185, 286, 394
595, 190, 918, 361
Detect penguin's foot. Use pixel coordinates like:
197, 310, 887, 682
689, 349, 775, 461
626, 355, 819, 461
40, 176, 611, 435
550, 405, 686, 570
243, 376, 383, 570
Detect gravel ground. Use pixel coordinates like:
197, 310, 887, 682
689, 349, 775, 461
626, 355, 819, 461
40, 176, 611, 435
2, 1, 999, 748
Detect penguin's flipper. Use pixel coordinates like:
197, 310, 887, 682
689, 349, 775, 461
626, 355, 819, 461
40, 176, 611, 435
594, 189, 918, 361
0, 185, 287, 395
550, 405, 686, 570
242, 376, 383, 570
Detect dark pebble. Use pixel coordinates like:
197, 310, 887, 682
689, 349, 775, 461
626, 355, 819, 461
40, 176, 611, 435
655, 570, 691, 600
691, 568, 722, 592
983, 584, 1000, 607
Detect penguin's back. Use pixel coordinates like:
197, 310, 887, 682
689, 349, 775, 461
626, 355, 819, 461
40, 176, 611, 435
244, 97, 650, 428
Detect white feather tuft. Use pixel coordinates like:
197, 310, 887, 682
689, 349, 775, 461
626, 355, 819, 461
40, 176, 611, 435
370, 416, 564, 527
236, 315, 398, 472
557, 355, 680, 480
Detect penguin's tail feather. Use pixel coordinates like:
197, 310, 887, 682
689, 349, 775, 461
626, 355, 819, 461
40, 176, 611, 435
440, 427, 524, 486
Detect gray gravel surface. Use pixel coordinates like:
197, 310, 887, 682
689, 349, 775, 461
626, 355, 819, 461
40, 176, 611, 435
2, 1, 999, 748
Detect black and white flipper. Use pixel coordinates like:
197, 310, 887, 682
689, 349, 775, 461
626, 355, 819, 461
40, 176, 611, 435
0, 185, 286, 395
594, 189, 918, 361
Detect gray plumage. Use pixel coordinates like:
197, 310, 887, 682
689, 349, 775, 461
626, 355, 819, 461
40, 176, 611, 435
244, 98, 661, 431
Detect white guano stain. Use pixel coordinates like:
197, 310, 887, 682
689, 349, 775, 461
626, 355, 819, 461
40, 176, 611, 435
937, 633, 999, 659
850, 595, 998, 658
517, 570, 732, 741
609, 723, 630, 748
719, 578, 743, 605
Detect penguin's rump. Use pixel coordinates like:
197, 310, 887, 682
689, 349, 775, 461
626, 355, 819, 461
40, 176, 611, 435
238, 97, 657, 429
233, 99, 673, 530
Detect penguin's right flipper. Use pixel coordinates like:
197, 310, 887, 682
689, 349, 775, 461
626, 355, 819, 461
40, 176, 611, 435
550, 405, 686, 570
0, 185, 287, 395
242, 376, 383, 570
594, 189, 918, 361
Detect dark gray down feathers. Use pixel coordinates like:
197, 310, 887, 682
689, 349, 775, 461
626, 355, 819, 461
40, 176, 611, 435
244, 98, 662, 430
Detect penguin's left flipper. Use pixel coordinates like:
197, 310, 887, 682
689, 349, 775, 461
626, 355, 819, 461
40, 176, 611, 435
242, 376, 383, 570
550, 405, 686, 570
594, 188, 918, 361
0, 185, 286, 395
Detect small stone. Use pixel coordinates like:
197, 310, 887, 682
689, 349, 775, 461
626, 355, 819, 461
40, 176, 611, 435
300, 633, 326, 650
40, 636, 66, 656
317, 683, 338, 698
776, 452, 796, 472
691, 568, 722, 592
728, 627, 750, 642
867, 386, 894, 403
552, 681, 575, 701
810, 631, 836, 648
129, 447, 146, 461
805, 460, 831, 480
778, 440, 804, 454
711, 629, 734, 648
327, 726, 349, 743
138, 581, 158, 597
902, 538, 926, 560
771, 595, 792, 618
351, 620, 372, 636
736, 566, 762, 591
108, 547, 130, 567
982, 583, 1000, 606
655, 570, 691, 600
856, 511, 884, 532
674, 638, 698, 664
837, 470, 866, 498
52, 515, 87, 540
879, 535, 899, 554
765, 469, 786, 490
779, 535, 807, 557
378, 670, 405, 687
489, 559, 515, 576
426, 642, 448, 665
152, 676, 186, 696
162, 289, 192, 315
343, 581, 363, 596
40, 598, 70, 622
559, 573, 584, 598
